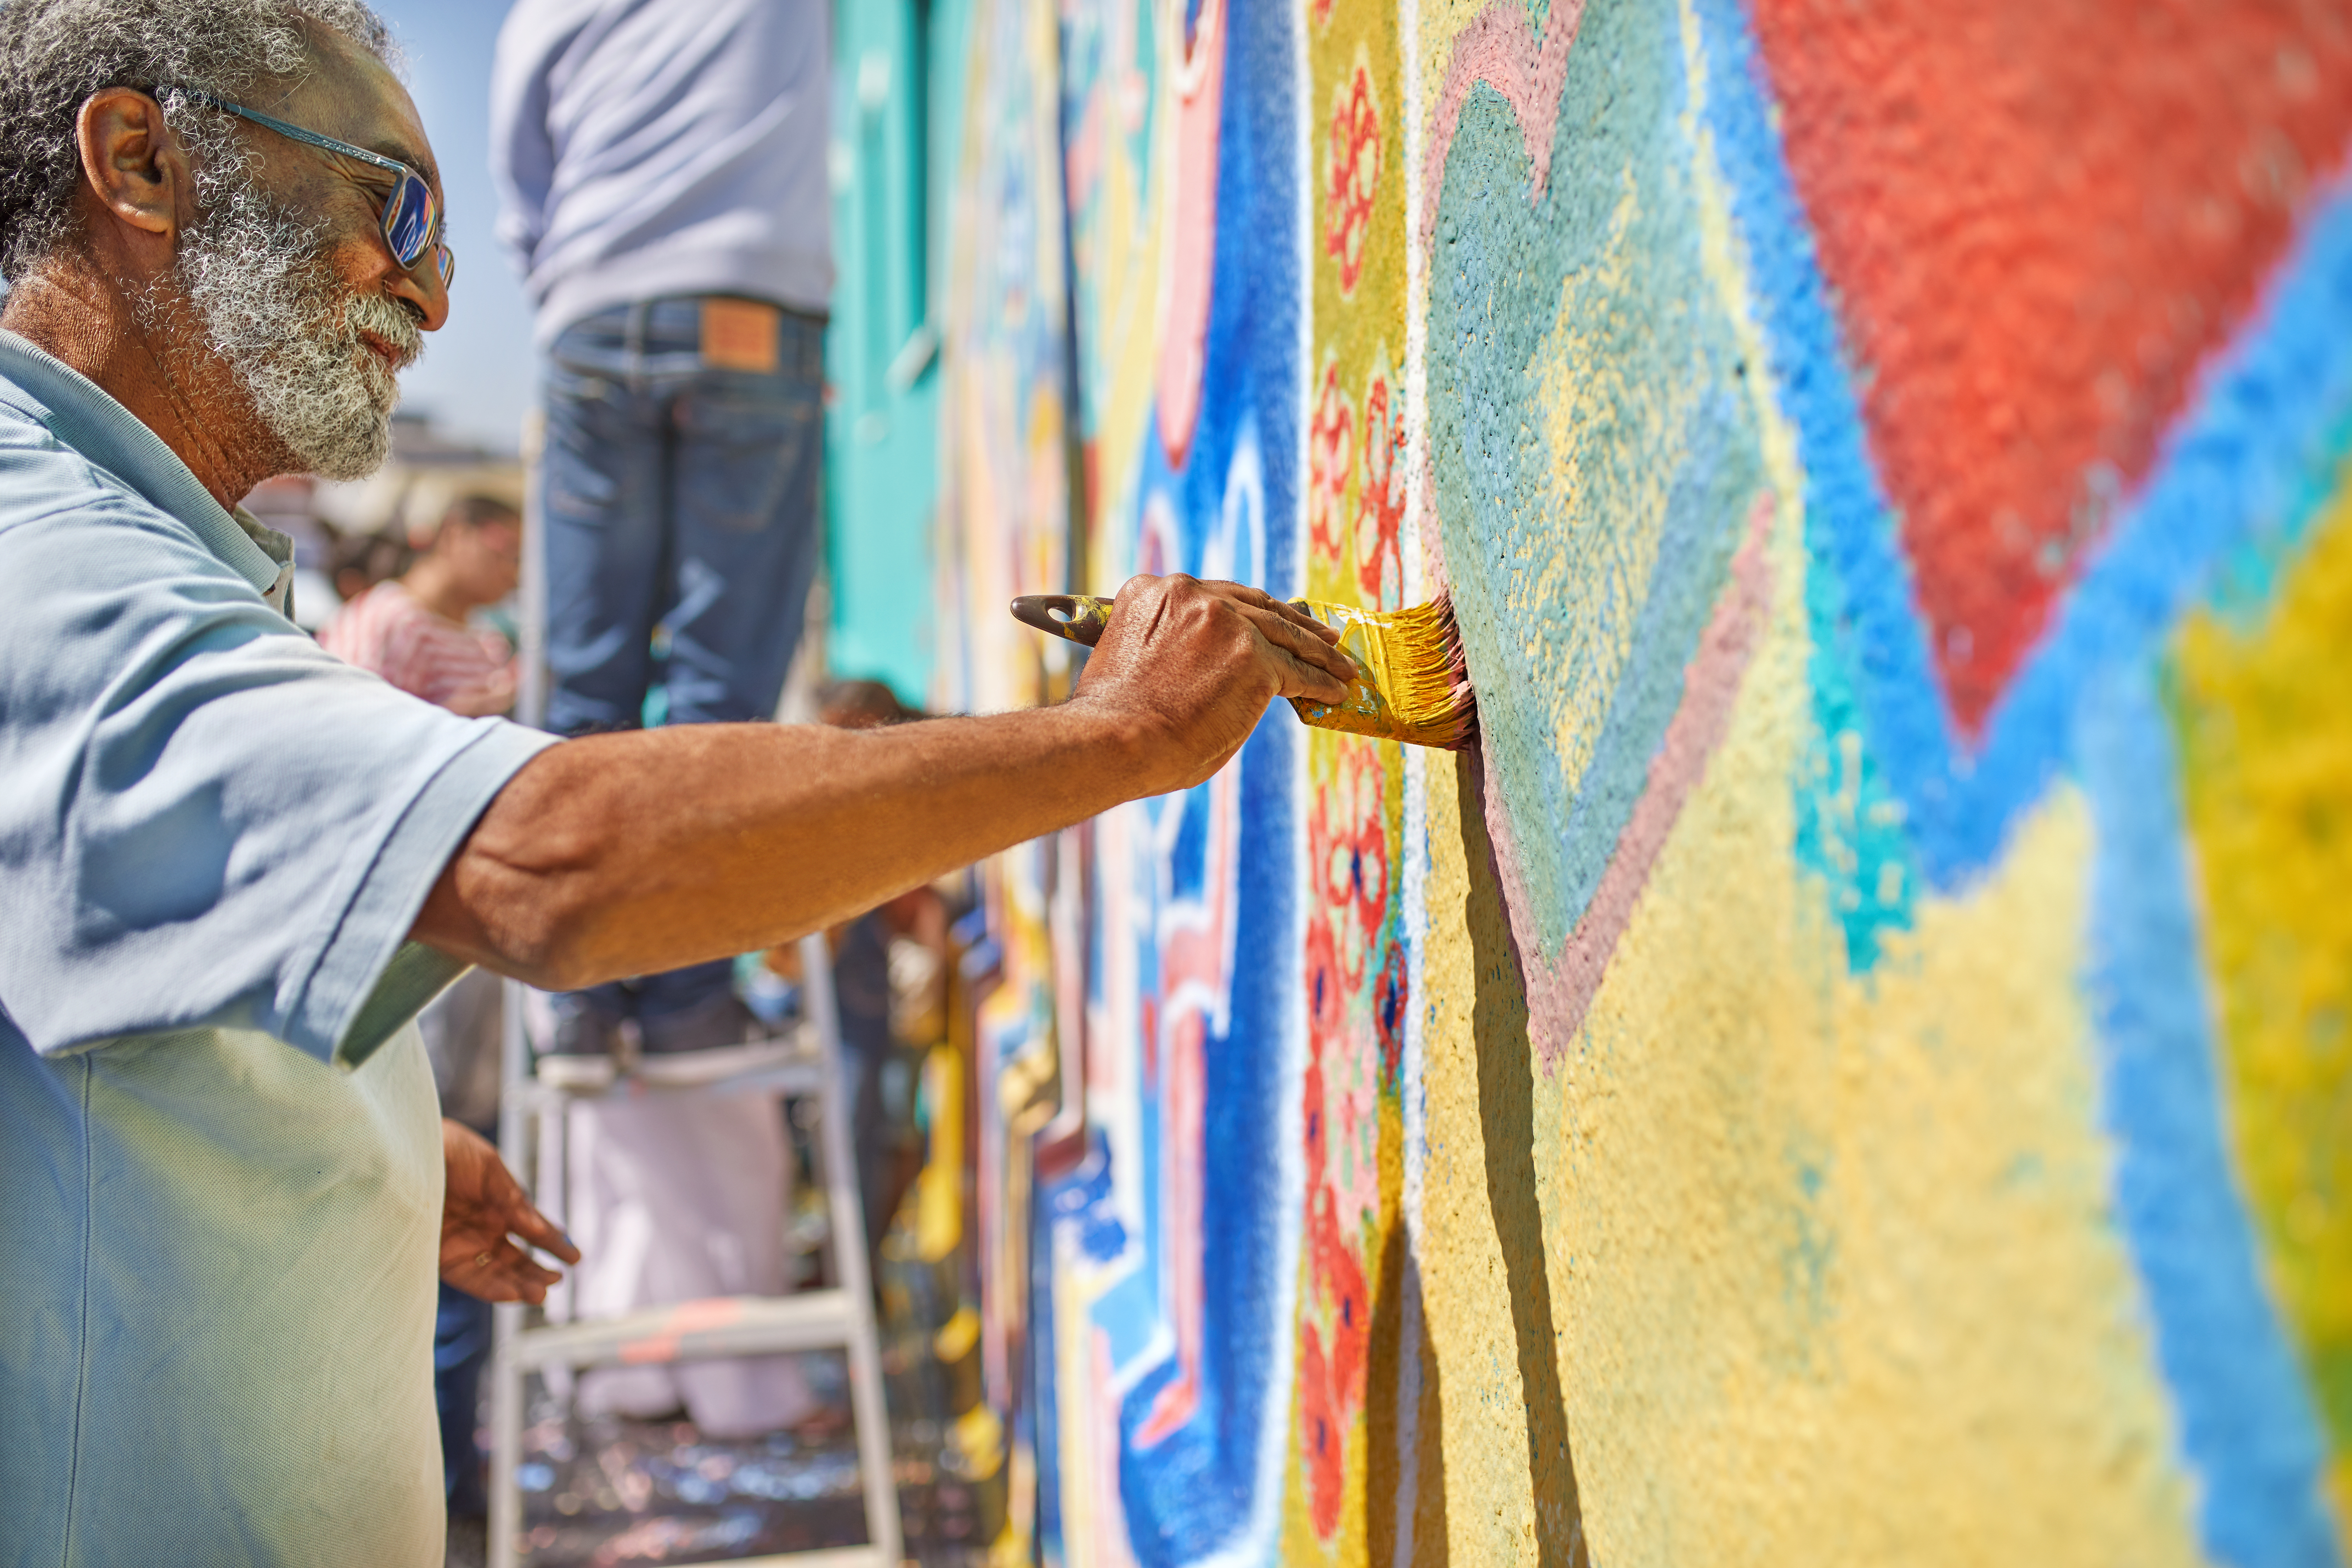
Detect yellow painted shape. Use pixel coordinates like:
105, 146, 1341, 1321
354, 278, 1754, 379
2172, 467, 2352, 1523
1528, 166, 1701, 800
1544, 716, 2206, 1563
915, 1045, 966, 1263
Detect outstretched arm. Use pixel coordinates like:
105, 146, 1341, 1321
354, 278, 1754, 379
411, 576, 1351, 988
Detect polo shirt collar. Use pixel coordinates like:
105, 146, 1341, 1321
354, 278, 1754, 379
0, 329, 294, 611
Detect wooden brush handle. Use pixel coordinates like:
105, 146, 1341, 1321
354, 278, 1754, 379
1010, 594, 1115, 646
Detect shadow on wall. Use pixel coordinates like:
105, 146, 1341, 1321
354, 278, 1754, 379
1464, 752, 1589, 1568
1367, 1198, 1443, 1567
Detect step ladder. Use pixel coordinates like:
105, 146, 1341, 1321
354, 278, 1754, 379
487, 933, 904, 1568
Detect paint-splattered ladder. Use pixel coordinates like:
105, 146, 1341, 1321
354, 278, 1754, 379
485, 932, 904, 1568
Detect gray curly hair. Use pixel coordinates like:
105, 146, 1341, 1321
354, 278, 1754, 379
0, 0, 395, 279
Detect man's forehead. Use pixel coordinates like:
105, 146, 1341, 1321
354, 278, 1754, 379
256, 29, 440, 191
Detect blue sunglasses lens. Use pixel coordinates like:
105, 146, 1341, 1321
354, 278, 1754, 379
381, 170, 437, 270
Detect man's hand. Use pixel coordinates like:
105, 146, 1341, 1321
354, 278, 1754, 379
440, 1120, 580, 1303
1069, 574, 1355, 794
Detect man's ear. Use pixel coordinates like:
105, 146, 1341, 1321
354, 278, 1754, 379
76, 88, 190, 245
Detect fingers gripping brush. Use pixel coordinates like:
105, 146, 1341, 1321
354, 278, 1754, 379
1010, 593, 1479, 752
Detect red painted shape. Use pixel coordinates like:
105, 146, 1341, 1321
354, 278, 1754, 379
1749, 0, 2352, 730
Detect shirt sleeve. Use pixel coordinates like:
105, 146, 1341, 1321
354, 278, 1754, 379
0, 498, 559, 1066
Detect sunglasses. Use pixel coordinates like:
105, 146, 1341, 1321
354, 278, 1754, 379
164, 86, 455, 289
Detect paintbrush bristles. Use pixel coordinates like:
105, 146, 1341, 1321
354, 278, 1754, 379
1287, 592, 1479, 752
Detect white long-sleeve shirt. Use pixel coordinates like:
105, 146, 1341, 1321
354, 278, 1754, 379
490, 0, 833, 344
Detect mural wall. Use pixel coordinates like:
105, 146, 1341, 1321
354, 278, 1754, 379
931, 0, 2352, 1562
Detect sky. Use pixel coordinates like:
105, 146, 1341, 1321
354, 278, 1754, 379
378, 0, 534, 455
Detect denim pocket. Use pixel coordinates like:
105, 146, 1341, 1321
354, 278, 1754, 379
674, 377, 820, 535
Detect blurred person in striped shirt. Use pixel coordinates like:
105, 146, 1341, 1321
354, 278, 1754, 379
323, 493, 520, 716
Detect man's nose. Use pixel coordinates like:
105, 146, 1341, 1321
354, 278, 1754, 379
387, 250, 450, 332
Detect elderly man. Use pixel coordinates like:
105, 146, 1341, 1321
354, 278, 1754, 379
0, 2, 1350, 1563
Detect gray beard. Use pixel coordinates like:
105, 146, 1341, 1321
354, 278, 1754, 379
160, 178, 420, 481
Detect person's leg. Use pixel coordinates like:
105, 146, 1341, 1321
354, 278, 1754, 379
540, 304, 689, 1053
434, 1282, 495, 1518
630, 959, 747, 1051
830, 914, 897, 1250
539, 305, 674, 737
625, 303, 827, 1043
661, 306, 825, 726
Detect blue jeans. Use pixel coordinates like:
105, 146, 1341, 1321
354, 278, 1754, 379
539, 297, 824, 1034
434, 1282, 493, 1518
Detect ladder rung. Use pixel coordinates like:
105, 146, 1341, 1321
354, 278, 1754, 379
513, 1291, 858, 1370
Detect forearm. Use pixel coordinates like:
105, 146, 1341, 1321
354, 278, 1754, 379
413, 700, 1149, 988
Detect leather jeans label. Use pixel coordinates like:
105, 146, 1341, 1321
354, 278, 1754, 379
700, 298, 782, 373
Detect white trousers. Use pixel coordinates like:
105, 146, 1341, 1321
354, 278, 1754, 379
565, 1091, 818, 1438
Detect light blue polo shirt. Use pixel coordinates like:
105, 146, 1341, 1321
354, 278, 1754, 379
0, 330, 558, 1566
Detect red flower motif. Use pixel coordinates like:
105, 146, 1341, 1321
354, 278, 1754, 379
1305, 911, 1346, 1056
1299, 1323, 1344, 1537
1307, 361, 1353, 566
1296, 1186, 1372, 1542
1297, 741, 1402, 1540
1312, 1190, 1370, 1412
1355, 374, 1406, 609
1323, 66, 1381, 295
1310, 746, 1390, 992
1301, 1045, 1329, 1192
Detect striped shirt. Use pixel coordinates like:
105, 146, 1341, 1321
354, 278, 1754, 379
322, 580, 518, 716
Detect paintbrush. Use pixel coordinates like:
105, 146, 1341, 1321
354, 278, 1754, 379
1009, 591, 1478, 751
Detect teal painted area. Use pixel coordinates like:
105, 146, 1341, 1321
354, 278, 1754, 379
1426, 0, 1764, 960
2199, 404, 2352, 634
826, 0, 965, 709
1795, 563, 1917, 970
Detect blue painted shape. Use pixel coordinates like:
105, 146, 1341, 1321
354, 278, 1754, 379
1034, 4, 1306, 1561
1689, 0, 2352, 1553
2078, 661, 2340, 1567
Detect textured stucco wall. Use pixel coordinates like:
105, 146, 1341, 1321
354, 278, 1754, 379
934, 1, 2352, 1562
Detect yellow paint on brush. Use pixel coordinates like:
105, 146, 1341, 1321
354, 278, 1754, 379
1289, 597, 1478, 750
2171, 468, 2352, 1520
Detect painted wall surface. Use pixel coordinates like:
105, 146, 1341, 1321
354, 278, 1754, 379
933, 0, 2352, 1562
